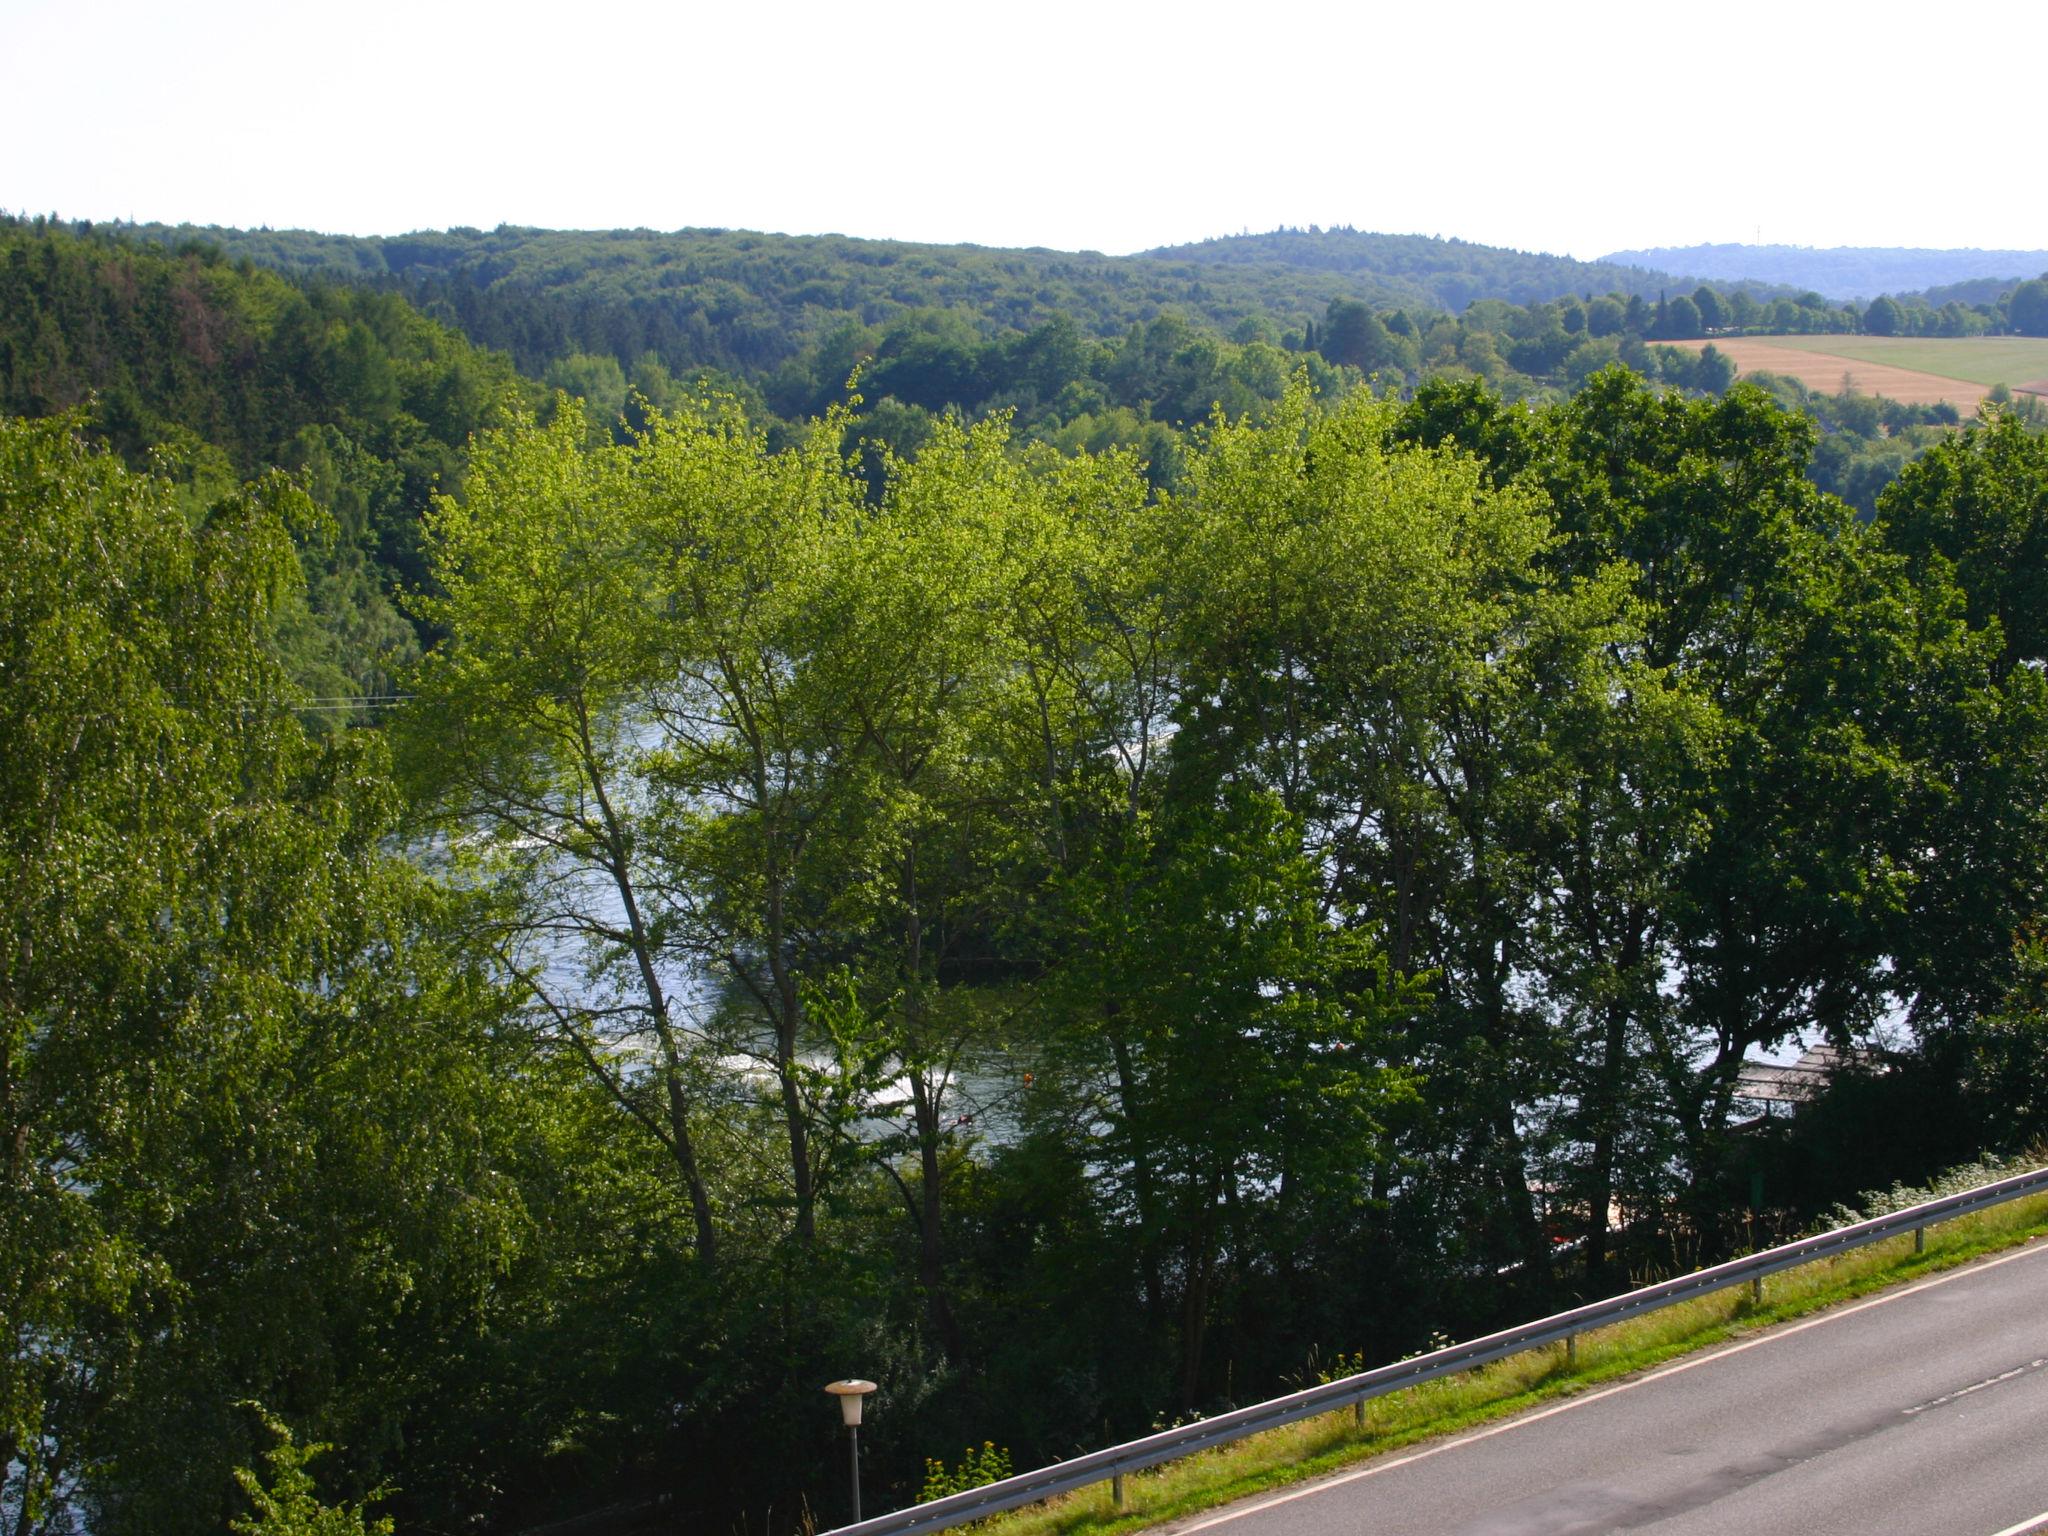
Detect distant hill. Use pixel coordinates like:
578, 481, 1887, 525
107, 223, 1713, 383
1603, 244, 2048, 302
1898, 274, 2035, 310
1144, 228, 1705, 310
113, 223, 1417, 371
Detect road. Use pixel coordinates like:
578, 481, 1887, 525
1161, 1241, 2048, 1536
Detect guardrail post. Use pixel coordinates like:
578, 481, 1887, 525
1565, 1333, 1577, 1370
1750, 1275, 1764, 1306
1112, 1471, 1127, 1511
1915, 1226, 1926, 1254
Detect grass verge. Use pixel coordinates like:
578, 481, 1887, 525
964, 1187, 2048, 1536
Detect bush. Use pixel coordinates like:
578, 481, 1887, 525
232, 1410, 393, 1536
920, 1442, 1015, 1504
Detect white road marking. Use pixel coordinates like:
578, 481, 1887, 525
1984, 1510, 2048, 1536
1901, 1357, 2048, 1415
1165, 1239, 2048, 1535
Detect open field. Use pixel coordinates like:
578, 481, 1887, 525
1660, 335, 2048, 407
1659, 338, 1991, 408
1746, 334, 2048, 389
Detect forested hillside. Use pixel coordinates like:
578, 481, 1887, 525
11, 212, 2035, 695
63, 217, 1975, 517
121, 221, 1717, 350
13, 213, 2030, 679
1142, 227, 1716, 308
0, 219, 534, 703
1605, 242, 2048, 301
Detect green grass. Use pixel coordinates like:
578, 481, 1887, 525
1749, 335, 2048, 387
958, 1192, 2048, 1536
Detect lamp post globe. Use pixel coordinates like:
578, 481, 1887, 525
824, 1380, 877, 1520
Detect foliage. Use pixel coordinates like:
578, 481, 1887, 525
2008, 278, 2048, 338
1961, 933, 2048, 1143
1815, 1152, 2034, 1230
58, 216, 2030, 539
0, 417, 557, 1536
0, 217, 533, 707
919, 1443, 1014, 1504
231, 1412, 392, 1536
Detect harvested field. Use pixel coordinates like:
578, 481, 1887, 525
1659, 338, 1993, 409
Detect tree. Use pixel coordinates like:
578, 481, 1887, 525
1874, 413, 2048, 1030
1, 417, 535, 1536
232, 1412, 392, 1536
2007, 278, 2048, 337
1657, 294, 1703, 339
1392, 375, 1717, 1282
1696, 343, 1736, 393
1171, 381, 1622, 1302
1864, 295, 1905, 336
1, 417, 327, 1527
1879, 408, 2048, 676
403, 399, 721, 1261
1320, 299, 1409, 377
1535, 372, 1998, 1237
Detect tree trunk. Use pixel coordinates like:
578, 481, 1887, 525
1584, 998, 1629, 1290
900, 847, 964, 1360
582, 726, 718, 1264
909, 1065, 966, 1362
764, 878, 815, 1245
1176, 1170, 1225, 1412
1109, 1029, 1165, 1322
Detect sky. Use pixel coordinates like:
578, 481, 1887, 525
5, 0, 2045, 261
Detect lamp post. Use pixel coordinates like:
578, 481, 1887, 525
824, 1379, 877, 1523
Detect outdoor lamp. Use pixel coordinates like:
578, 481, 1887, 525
824, 1379, 878, 1520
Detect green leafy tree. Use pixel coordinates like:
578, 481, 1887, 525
2006, 277, 2048, 337
402, 399, 720, 1261
1169, 381, 1604, 1296
1879, 407, 2048, 676
1534, 373, 1998, 1222
1873, 413, 2048, 1028
1, 417, 536, 1535
1656, 294, 1704, 339
1864, 295, 1905, 336
1, 417, 315, 1525
1320, 299, 1411, 377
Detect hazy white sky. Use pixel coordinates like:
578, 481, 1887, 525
5, 0, 2043, 260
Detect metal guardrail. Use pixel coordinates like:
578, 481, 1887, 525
822, 1163, 2048, 1536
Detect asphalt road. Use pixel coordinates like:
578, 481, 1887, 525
1162, 1241, 2048, 1536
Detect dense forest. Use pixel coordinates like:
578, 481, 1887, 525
0, 219, 533, 706
7, 213, 2048, 1536
26, 217, 2038, 536
118, 223, 1721, 347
